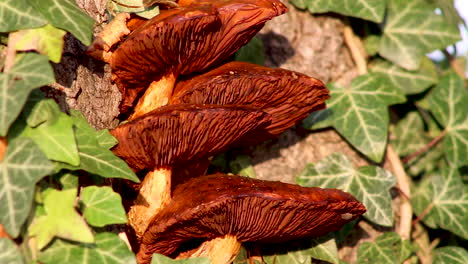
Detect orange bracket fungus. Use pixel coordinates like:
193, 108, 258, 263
137, 174, 366, 264
110, 104, 271, 237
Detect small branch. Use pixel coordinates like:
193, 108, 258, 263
412, 203, 434, 227
387, 145, 412, 240
442, 49, 466, 79
4, 33, 18, 73
343, 22, 368, 75
402, 130, 447, 163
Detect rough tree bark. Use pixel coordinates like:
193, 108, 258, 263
47, 1, 399, 263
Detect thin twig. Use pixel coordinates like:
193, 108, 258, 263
442, 49, 466, 79
387, 145, 413, 240
412, 203, 434, 227
343, 23, 368, 75
402, 130, 447, 163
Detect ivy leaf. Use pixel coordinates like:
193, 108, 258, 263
263, 246, 311, 264
0, 238, 24, 264
392, 112, 428, 156
357, 232, 409, 264
25, 96, 61, 127
29, 188, 94, 249
233, 247, 261, 264
109, 0, 160, 19
364, 35, 380, 57
234, 36, 265, 66
369, 57, 438, 95
411, 177, 437, 228
0, 138, 53, 237
433, 246, 468, 264
13, 24, 66, 63
290, 0, 387, 23
304, 73, 406, 162
151, 254, 210, 264
229, 155, 256, 178
429, 73, 468, 167
38, 232, 137, 264
30, 0, 94, 45
297, 153, 396, 226
422, 167, 467, 239
0, 0, 47, 32
58, 172, 79, 190
307, 234, 339, 264
80, 186, 127, 227
21, 110, 80, 166
0, 54, 54, 136
96, 129, 118, 149
379, 0, 460, 70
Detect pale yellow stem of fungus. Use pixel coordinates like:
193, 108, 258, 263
177, 235, 242, 264
129, 74, 176, 120
128, 168, 172, 238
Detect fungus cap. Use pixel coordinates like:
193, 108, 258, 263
110, 0, 287, 113
110, 104, 271, 172
171, 61, 329, 138
137, 174, 366, 263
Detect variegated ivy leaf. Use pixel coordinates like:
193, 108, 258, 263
297, 153, 396, 226
0, 238, 24, 264
80, 186, 127, 227
0, 138, 53, 237
379, 0, 460, 70
109, 0, 161, 19
307, 234, 339, 264
229, 155, 256, 178
392, 112, 428, 156
0, 0, 47, 32
303, 73, 406, 162
433, 246, 468, 264
13, 24, 66, 63
38, 232, 137, 264
429, 73, 468, 167
151, 254, 210, 264
357, 232, 412, 264
369, 57, 438, 95
423, 167, 467, 239
290, 0, 386, 23
29, 0, 94, 45
411, 177, 437, 228
0, 54, 54, 136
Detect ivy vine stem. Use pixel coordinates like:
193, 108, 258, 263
412, 203, 435, 227
402, 130, 447, 164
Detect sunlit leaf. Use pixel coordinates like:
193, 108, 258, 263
25, 97, 61, 127
297, 153, 396, 226
80, 186, 127, 227
290, 0, 386, 23
0, 238, 23, 264
0, 138, 53, 237
433, 246, 468, 264
379, 0, 460, 70
151, 254, 210, 264
229, 155, 256, 178
0, 54, 54, 136
96, 129, 118, 149
304, 73, 406, 162
370, 57, 438, 94
357, 232, 410, 264
429, 73, 468, 167
38, 232, 136, 264
109, 0, 160, 19
29, 188, 94, 249
0, 0, 46, 32
13, 24, 66, 63
30, 0, 94, 45
307, 234, 339, 264
411, 177, 437, 228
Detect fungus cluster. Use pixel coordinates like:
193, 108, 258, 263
89, 0, 366, 263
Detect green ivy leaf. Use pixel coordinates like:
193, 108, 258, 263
25, 96, 61, 127
357, 232, 409, 264
433, 246, 468, 264
379, 0, 460, 70
0, 238, 24, 264
14, 24, 66, 63
109, 0, 160, 19
290, 0, 387, 23
21, 109, 80, 166
96, 129, 118, 149
411, 177, 437, 228
392, 112, 428, 156
364, 35, 380, 57
30, 0, 94, 45
0, 54, 54, 136
304, 73, 406, 162
234, 36, 265, 66
0, 0, 47, 32
0, 138, 53, 237
422, 167, 467, 239
369, 57, 438, 95
62, 111, 139, 182
307, 234, 339, 264
151, 254, 210, 264
297, 153, 396, 226
29, 188, 94, 249
263, 246, 312, 264
429, 73, 468, 167
233, 247, 261, 264
58, 172, 79, 190
229, 155, 256, 178
80, 186, 127, 227
38, 232, 137, 264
